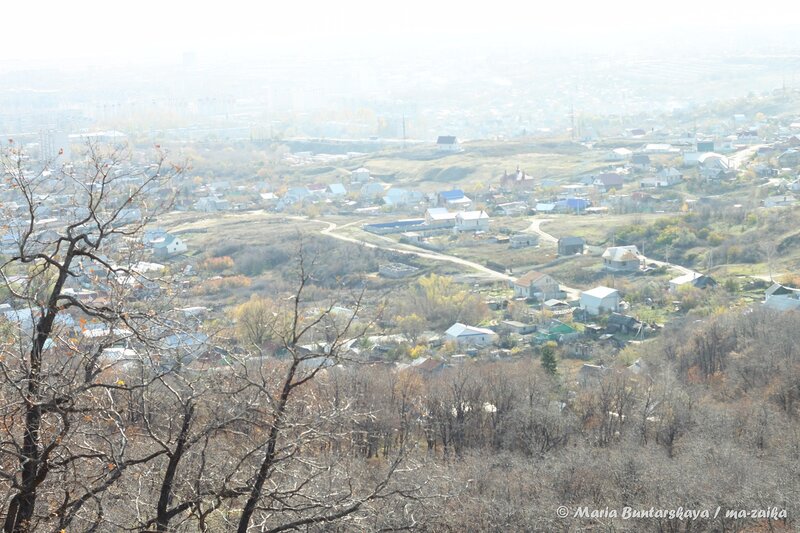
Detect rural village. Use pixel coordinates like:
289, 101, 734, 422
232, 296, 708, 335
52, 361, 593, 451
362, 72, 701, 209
2, 8, 800, 529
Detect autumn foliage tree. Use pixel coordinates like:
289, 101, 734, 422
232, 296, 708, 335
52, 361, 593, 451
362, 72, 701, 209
396, 273, 489, 328
232, 294, 276, 350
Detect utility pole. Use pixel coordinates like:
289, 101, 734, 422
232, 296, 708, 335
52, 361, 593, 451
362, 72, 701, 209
570, 104, 575, 141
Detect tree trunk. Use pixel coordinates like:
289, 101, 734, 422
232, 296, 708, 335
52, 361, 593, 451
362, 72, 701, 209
155, 403, 195, 532
4, 251, 72, 533
236, 360, 298, 533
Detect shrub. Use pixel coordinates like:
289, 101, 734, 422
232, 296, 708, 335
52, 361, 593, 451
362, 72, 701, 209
191, 275, 251, 295
200, 256, 235, 272
210, 243, 244, 258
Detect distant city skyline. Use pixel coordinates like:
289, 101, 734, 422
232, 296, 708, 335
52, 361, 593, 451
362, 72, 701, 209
3, 0, 800, 69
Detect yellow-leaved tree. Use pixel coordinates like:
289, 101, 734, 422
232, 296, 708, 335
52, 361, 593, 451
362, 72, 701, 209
398, 274, 489, 328
233, 294, 277, 349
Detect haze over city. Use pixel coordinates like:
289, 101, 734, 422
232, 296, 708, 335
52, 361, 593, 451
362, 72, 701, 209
2, 2, 800, 532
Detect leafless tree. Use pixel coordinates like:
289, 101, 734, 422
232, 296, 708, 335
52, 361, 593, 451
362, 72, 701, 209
0, 140, 181, 532
216, 252, 421, 533
0, 143, 422, 532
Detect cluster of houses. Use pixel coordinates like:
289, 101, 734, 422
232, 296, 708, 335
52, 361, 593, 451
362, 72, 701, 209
432, 287, 643, 361
184, 166, 433, 215
411, 268, 722, 367
434, 282, 601, 350
429, 232, 728, 358
754, 132, 800, 208
0, 159, 182, 257
597, 245, 717, 293
482, 163, 684, 219
363, 188, 490, 236
0, 153, 202, 367
177, 115, 800, 226
0, 287, 213, 371
1, 259, 207, 374
174, 138, 679, 223
220, 131, 793, 249
614, 122, 800, 199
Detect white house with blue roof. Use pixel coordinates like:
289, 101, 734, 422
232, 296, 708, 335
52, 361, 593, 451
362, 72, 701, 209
437, 189, 472, 209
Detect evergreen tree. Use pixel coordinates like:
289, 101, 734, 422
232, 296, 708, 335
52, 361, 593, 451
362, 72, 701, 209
540, 342, 558, 376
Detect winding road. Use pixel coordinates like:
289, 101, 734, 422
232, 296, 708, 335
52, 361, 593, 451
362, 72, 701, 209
309, 218, 515, 282
525, 218, 559, 244
730, 144, 766, 170
526, 216, 699, 277
530, 216, 785, 288
307, 216, 589, 300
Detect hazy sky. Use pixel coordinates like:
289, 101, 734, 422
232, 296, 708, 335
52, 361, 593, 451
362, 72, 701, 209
4, 0, 800, 67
